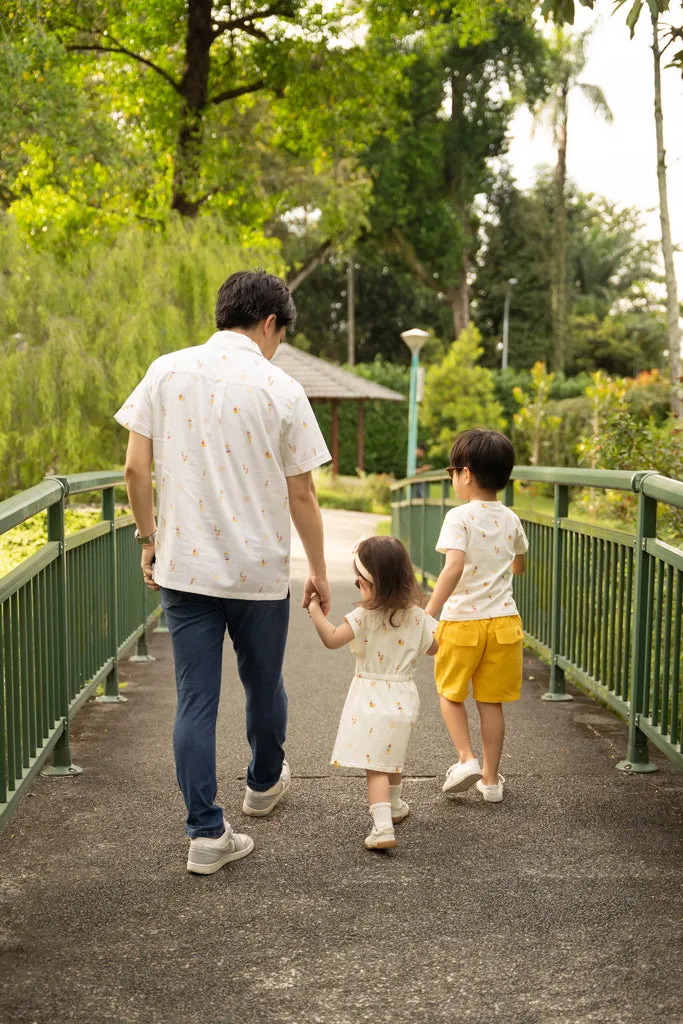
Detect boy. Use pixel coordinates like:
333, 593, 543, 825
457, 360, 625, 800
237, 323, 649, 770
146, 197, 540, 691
425, 429, 528, 803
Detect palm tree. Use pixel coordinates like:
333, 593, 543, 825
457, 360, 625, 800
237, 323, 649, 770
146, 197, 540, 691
535, 30, 613, 373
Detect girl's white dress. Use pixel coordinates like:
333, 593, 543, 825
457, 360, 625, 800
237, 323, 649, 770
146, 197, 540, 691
330, 605, 438, 773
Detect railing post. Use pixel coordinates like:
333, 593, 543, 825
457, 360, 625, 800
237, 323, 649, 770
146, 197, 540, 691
543, 483, 573, 702
96, 487, 127, 703
617, 488, 658, 773
42, 481, 82, 777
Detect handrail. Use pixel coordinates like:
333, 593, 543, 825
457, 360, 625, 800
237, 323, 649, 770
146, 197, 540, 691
391, 466, 653, 493
55, 471, 126, 497
640, 473, 683, 511
0, 479, 65, 535
0, 472, 159, 828
392, 464, 683, 774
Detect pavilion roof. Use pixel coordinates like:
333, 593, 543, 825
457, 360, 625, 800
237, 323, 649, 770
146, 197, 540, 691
272, 343, 405, 403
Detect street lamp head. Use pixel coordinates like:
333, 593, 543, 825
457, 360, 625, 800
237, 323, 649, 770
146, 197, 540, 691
400, 328, 430, 355
508, 277, 518, 287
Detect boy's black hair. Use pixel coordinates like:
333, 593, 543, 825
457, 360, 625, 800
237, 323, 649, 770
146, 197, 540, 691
449, 428, 515, 492
215, 270, 297, 332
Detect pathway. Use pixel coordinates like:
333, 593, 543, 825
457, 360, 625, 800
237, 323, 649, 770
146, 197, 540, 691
1, 511, 682, 1024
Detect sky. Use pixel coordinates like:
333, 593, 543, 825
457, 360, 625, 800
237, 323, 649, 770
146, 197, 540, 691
507, 6, 683, 293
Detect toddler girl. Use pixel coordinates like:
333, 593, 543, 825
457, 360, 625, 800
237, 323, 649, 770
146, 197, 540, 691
308, 536, 438, 851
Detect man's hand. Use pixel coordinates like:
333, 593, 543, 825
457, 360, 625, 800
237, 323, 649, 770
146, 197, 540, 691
303, 575, 331, 615
141, 544, 159, 591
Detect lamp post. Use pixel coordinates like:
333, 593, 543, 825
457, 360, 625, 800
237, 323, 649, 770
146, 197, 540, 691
401, 328, 430, 478
501, 277, 518, 371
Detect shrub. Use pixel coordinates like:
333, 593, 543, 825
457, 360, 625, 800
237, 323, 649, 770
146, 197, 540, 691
312, 358, 410, 478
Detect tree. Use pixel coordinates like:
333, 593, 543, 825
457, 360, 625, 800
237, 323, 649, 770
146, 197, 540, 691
512, 362, 562, 465
291, 249, 452, 364
540, 0, 683, 413
649, 6, 682, 414
365, 9, 546, 340
474, 171, 554, 369
533, 29, 612, 373
420, 325, 506, 463
474, 174, 665, 373
2, 1, 396, 271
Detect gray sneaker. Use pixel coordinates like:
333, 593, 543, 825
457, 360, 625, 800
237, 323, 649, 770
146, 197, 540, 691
187, 826, 254, 875
242, 759, 291, 817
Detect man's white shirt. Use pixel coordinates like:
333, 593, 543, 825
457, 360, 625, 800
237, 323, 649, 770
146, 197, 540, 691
115, 331, 330, 599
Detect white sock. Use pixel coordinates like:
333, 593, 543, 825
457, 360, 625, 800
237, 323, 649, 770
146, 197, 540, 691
369, 802, 393, 831
389, 782, 403, 812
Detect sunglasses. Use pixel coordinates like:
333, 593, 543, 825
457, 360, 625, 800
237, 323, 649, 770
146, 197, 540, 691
446, 465, 465, 480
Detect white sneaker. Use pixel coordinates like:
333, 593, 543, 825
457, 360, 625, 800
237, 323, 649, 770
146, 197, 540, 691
391, 799, 411, 824
476, 774, 505, 803
187, 826, 254, 875
364, 825, 397, 850
442, 759, 482, 795
242, 759, 291, 816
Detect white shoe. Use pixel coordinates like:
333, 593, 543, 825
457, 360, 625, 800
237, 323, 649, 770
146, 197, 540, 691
391, 799, 411, 824
242, 760, 291, 816
476, 774, 505, 803
187, 827, 254, 875
442, 759, 482, 795
364, 825, 397, 850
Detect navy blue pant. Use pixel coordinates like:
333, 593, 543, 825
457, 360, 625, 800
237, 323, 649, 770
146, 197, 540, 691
161, 588, 289, 838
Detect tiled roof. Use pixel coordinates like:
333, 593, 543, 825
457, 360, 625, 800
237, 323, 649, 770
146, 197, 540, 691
272, 344, 405, 402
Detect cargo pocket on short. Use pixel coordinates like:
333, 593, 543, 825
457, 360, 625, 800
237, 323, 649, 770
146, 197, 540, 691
452, 625, 480, 648
495, 624, 524, 646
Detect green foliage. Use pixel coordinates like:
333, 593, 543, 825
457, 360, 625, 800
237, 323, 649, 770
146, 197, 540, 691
475, 173, 666, 374
512, 362, 562, 466
313, 469, 393, 515
577, 371, 683, 536
365, 10, 547, 335
312, 359, 410, 478
420, 325, 505, 463
0, 213, 281, 497
0, 506, 128, 576
291, 251, 452, 364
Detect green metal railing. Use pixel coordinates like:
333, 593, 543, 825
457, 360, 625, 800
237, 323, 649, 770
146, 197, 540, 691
392, 466, 683, 773
0, 472, 160, 825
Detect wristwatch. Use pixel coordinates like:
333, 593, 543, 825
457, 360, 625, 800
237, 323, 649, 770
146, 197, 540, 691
135, 529, 157, 545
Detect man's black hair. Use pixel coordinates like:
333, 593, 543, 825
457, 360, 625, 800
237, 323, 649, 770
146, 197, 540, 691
215, 270, 297, 332
449, 428, 515, 492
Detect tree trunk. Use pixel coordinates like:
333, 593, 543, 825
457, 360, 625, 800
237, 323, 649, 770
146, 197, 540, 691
652, 13, 682, 415
551, 87, 569, 373
449, 257, 469, 339
171, 0, 213, 216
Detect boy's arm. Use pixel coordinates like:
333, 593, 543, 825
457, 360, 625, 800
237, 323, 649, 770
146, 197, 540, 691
512, 553, 526, 575
425, 549, 465, 619
308, 595, 354, 650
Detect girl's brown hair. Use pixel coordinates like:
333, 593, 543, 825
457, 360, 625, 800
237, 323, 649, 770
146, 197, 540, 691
355, 536, 424, 624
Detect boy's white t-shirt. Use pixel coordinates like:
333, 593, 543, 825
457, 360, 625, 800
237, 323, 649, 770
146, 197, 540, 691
435, 500, 528, 621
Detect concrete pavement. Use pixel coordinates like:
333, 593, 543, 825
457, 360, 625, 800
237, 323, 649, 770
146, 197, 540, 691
1, 510, 682, 1024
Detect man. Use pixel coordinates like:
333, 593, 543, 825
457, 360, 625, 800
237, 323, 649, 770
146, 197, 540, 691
115, 270, 331, 875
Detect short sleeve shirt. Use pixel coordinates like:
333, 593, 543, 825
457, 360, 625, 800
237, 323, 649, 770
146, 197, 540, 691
435, 501, 528, 621
114, 331, 331, 599
343, 606, 438, 677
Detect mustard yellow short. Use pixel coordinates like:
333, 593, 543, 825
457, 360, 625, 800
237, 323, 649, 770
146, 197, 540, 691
435, 615, 524, 703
